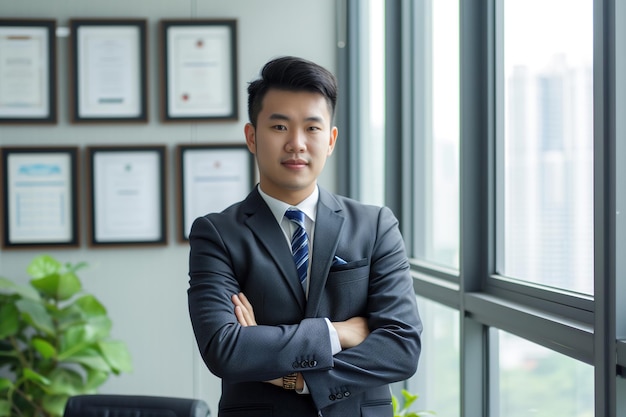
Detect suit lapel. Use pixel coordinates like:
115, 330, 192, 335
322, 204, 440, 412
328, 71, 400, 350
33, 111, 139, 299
306, 189, 344, 317
243, 189, 306, 312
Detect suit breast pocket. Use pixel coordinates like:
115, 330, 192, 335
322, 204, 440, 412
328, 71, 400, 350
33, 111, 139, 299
323, 260, 370, 320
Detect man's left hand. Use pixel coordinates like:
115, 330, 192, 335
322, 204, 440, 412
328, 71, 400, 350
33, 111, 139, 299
232, 292, 257, 326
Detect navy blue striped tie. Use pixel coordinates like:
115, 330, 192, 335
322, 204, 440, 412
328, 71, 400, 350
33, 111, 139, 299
285, 209, 309, 288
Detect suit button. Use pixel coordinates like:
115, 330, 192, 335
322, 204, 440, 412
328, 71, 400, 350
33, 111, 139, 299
335, 393, 343, 399
292, 361, 300, 368
309, 360, 317, 367
329, 394, 336, 401
300, 360, 309, 368
344, 391, 350, 397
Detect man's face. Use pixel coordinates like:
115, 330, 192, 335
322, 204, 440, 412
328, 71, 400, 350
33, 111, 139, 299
245, 89, 338, 205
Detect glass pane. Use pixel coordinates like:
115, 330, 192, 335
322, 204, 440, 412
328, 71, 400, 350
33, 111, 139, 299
358, 0, 385, 206
415, 0, 460, 268
496, 329, 593, 417
404, 296, 460, 417
500, 0, 593, 294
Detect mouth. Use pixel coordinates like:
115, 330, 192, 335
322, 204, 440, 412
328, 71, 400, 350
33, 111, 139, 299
281, 158, 308, 169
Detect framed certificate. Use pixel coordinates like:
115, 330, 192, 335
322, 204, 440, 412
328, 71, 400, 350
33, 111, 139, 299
1, 147, 79, 248
160, 19, 238, 122
87, 145, 167, 246
0, 19, 57, 124
70, 19, 148, 123
177, 144, 254, 241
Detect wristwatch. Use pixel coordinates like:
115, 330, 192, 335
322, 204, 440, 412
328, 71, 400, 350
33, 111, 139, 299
283, 373, 298, 390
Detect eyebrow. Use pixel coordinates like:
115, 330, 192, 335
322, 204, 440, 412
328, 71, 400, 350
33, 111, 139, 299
268, 113, 325, 123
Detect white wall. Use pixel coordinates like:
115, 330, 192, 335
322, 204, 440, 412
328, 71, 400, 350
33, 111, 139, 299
0, 0, 338, 413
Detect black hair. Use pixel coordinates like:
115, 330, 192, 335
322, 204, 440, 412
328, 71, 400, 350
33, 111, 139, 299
247, 56, 338, 126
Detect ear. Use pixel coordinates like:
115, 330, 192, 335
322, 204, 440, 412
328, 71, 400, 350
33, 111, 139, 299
244, 123, 256, 154
327, 126, 338, 156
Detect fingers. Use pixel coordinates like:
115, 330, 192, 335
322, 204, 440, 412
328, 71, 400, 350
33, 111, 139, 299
232, 293, 257, 326
234, 305, 249, 326
238, 292, 254, 312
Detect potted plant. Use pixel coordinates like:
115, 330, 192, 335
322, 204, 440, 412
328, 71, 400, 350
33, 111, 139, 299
0, 255, 132, 417
392, 389, 436, 417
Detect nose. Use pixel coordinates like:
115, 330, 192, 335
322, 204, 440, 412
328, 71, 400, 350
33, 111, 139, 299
285, 131, 306, 153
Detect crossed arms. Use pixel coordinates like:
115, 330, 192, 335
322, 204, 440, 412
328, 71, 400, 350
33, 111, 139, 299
232, 292, 370, 390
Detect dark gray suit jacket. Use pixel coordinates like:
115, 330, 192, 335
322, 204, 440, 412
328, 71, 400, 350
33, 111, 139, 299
188, 186, 422, 417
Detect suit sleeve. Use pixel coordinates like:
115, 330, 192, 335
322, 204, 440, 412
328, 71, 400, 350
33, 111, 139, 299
187, 215, 334, 382
303, 206, 423, 410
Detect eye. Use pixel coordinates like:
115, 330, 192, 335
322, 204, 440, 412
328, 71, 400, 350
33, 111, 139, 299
272, 125, 287, 131
308, 126, 322, 132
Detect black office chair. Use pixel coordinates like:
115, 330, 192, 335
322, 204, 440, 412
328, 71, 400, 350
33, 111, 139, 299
63, 394, 210, 417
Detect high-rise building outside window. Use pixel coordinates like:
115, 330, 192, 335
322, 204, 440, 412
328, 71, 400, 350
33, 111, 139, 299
499, 0, 593, 295
414, 0, 460, 269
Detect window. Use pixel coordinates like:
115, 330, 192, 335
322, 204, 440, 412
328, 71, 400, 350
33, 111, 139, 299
358, 0, 386, 206
498, 0, 593, 294
407, 296, 460, 417
413, 0, 460, 269
496, 329, 593, 416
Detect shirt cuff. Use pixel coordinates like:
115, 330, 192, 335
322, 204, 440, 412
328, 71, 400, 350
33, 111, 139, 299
297, 378, 310, 394
325, 317, 342, 355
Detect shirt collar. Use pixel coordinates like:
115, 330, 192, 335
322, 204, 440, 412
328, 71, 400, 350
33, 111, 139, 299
258, 185, 319, 224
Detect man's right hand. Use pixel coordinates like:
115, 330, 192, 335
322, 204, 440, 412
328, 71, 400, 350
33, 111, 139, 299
331, 317, 370, 349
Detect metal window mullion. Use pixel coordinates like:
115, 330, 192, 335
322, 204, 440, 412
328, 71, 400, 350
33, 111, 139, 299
593, 0, 617, 416
410, 0, 432, 259
384, 0, 403, 220
459, 1, 495, 416
336, 0, 361, 199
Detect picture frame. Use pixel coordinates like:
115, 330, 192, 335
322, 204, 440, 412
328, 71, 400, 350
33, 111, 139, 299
177, 144, 254, 241
0, 19, 57, 124
1, 146, 79, 248
160, 19, 238, 122
87, 145, 167, 246
69, 19, 148, 123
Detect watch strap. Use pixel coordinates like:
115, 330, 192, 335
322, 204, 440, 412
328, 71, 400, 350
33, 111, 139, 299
283, 373, 298, 390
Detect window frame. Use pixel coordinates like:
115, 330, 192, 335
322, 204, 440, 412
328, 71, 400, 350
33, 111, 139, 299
338, 0, 624, 416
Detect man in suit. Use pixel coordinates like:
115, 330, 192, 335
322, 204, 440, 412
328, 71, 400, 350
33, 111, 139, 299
188, 56, 422, 417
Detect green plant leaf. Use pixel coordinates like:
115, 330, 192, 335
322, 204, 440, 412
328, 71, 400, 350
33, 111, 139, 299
42, 394, 69, 417
84, 369, 109, 392
55, 303, 86, 330
15, 298, 54, 336
0, 399, 10, 417
98, 340, 133, 373
23, 368, 51, 386
27, 255, 61, 279
74, 294, 107, 317
32, 337, 57, 359
0, 277, 40, 300
58, 326, 92, 359
0, 377, 13, 391
47, 368, 83, 395
31, 271, 82, 302
85, 315, 112, 339
0, 303, 19, 338
65, 347, 111, 372
401, 389, 419, 410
